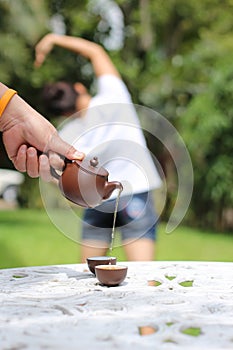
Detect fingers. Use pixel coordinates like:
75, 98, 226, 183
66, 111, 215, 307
34, 43, 47, 67
48, 151, 64, 171
39, 154, 53, 182
13, 146, 53, 181
22, 149, 55, 182
26, 147, 40, 178
26, 150, 61, 182
13, 146, 41, 178
34, 53, 45, 68
65, 145, 85, 161
24, 150, 60, 182
9, 134, 85, 181
13, 144, 27, 172
34, 34, 54, 68
48, 132, 85, 161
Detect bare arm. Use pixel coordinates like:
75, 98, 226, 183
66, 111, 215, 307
35, 34, 120, 78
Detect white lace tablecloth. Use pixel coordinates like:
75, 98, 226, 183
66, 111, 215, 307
0, 261, 233, 350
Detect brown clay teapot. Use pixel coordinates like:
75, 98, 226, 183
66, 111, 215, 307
52, 157, 123, 208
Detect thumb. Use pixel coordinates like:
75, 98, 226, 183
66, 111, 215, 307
48, 132, 85, 160
65, 144, 85, 160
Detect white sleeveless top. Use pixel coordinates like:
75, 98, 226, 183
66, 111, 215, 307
59, 75, 162, 198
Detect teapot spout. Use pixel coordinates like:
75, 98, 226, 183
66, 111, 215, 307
103, 181, 123, 200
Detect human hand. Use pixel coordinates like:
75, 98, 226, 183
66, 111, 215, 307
0, 89, 84, 180
34, 33, 56, 68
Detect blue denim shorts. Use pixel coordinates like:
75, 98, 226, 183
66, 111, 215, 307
82, 191, 158, 243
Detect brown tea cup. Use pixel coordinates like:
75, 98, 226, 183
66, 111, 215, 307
86, 256, 117, 275
95, 264, 128, 286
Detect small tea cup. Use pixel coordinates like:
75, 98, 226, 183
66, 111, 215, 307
95, 264, 128, 286
86, 256, 117, 275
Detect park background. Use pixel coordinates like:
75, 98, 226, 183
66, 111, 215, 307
0, 0, 232, 267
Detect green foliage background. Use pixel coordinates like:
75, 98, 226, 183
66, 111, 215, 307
0, 0, 232, 230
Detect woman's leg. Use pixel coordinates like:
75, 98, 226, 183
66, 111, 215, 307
81, 240, 109, 263
120, 192, 158, 261
80, 204, 114, 262
122, 238, 155, 261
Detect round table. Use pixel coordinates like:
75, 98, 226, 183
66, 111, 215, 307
0, 261, 233, 349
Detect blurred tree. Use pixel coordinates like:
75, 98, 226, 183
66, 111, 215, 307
0, 0, 49, 202
0, 0, 49, 88
0, 0, 232, 229
179, 35, 233, 230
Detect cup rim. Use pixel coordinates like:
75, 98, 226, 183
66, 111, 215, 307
95, 264, 127, 271
86, 256, 117, 261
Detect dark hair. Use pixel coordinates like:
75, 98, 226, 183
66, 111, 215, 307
42, 81, 79, 115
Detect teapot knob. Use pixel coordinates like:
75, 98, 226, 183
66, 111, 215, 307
90, 156, 99, 168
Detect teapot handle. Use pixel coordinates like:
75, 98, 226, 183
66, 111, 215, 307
50, 158, 72, 180
50, 167, 60, 180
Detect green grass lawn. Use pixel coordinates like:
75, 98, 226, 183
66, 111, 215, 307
0, 209, 232, 269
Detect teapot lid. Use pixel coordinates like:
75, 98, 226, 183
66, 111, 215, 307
75, 157, 109, 177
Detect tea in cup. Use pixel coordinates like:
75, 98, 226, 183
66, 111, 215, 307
95, 264, 128, 286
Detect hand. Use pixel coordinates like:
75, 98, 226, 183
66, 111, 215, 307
34, 33, 56, 68
0, 89, 84, 180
